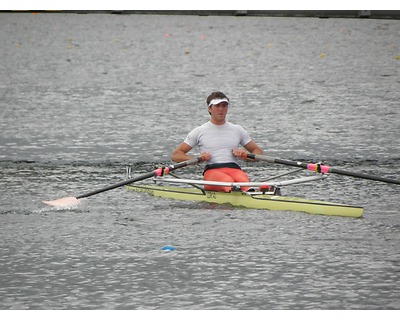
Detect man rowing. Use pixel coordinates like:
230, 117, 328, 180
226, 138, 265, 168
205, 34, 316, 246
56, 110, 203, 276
171, 91, 263, 192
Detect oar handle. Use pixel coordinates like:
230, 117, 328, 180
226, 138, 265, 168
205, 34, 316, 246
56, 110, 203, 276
76, 157, 204, 199
247, 154, 400, 185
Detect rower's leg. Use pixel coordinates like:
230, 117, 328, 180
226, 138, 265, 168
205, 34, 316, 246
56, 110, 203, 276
203, 169, 234, 192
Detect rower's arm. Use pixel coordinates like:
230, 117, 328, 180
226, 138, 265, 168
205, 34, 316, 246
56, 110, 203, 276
171, 142, 194, 163
244, 141, 263, 155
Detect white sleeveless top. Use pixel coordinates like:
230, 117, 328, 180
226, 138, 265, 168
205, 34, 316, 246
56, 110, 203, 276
184, 121, 252, 165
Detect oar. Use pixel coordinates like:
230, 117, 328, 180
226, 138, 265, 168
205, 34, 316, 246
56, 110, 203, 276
42, 157, 204, 207
247, 154, 400, 185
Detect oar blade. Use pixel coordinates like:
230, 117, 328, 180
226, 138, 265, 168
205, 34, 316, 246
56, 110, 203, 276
42, 197, 80, 208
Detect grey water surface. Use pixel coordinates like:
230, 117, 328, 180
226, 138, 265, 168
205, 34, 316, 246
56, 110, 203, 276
0, 13, 399, 309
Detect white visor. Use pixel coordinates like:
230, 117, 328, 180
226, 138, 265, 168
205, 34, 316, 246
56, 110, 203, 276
208, 98, 229, 107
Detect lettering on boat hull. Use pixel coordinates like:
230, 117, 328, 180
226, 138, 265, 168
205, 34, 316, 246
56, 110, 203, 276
206, 191, 217, 199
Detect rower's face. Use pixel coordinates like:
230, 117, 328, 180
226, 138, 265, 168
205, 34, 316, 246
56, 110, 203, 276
209, 102, 228, 122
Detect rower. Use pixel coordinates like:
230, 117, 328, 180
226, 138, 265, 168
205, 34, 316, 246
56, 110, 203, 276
171, 91, 263, 192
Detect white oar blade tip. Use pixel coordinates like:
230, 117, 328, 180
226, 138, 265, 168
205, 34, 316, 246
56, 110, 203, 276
42, 197, 80, 208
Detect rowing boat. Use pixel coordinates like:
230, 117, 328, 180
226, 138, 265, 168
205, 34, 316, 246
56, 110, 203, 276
42, 154, 397, 216
125, 175, 364, 218
126, 184, 363, 218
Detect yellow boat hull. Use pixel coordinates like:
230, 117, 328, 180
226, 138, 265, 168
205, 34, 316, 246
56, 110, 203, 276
126, 184, 363, 218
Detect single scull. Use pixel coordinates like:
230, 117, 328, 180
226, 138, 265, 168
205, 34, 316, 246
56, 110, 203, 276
125, 174, 364, 218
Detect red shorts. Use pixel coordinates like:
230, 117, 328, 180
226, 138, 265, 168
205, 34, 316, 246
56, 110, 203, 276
203, 167, 250, 192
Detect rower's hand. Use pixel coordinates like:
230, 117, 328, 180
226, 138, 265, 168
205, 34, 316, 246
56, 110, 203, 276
199, 151, 211, 162
232, 149, 248, 160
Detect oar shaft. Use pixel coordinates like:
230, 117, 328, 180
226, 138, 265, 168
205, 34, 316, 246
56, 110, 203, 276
247, 154, 400, 185
324, 167, 400, 185
76, 157, 204, 199
76, 171, 155, 199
